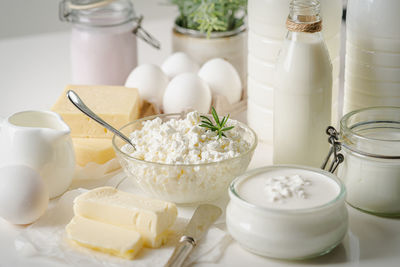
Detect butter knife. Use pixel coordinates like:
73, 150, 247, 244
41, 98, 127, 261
165, 204, 222, 267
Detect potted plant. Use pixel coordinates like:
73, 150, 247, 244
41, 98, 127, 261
170, 0, 248, 91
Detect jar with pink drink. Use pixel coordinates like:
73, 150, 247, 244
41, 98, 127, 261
59, 0, 160, 85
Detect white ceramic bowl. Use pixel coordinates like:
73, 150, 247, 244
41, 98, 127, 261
227, 165, 348, 259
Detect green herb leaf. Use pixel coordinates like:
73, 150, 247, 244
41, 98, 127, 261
221, 126, 234, 131
199, 107, 234, 139
211, 107, 221, 125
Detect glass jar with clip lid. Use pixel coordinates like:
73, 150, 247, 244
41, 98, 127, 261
59, 0, 160, 85
323, 106, 400, 217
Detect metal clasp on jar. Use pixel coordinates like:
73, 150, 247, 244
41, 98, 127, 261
132, 15, 161, 49
321, 126, 344, 173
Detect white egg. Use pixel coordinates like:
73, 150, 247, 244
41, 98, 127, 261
161, 52, 200, 79
198, 58, 242, 104
163, 73, 211, 113
0, 165, 49, 225
125, 64, 169, 108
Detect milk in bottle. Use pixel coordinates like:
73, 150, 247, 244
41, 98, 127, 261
274, 0, 332, 167
247, 0, 342, 143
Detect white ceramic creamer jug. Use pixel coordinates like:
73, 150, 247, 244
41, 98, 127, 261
0, 111, 75, 198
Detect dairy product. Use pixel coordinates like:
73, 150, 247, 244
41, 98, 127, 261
66, 215, 143, 259
247, 0, 342, 142
339, 151, 400, 214
116, 112, 256, 203
74, 187, 177, 248
337, 107, 400, 216
71, 24, 137, 86
122, 111, 250, 164
60, 0, 143, 86
248, 55, 275, 86
247, 78, 273, 110
226, 165, 348, 259
238, 169, 340, 210
72, 138, 115, 166
264, 175, 310, 202
246, 100, 273, 143
274, 35, 332, 167
344, 0, 400, 112
52, 85, 140, 138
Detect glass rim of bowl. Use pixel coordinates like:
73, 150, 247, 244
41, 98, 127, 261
340, 106, 400, 159
229, 165, 347, 214
112, 112, 258, 167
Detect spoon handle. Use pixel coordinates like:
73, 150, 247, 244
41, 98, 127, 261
66, 90, 135, 149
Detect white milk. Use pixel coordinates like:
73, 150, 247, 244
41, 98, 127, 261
339, 151, 400, 214
226, 166, 348, 259
338, 110, 400, 216
344, 0, 400, 113
274, 34, 332, 167
247, 0, 342, 143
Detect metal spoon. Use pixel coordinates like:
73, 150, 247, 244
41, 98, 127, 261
67, 90, 135, 149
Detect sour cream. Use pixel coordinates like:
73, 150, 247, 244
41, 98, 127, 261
227, 165, 348, 259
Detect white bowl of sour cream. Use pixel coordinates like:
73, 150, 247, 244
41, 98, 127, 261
226, 165, 348, 260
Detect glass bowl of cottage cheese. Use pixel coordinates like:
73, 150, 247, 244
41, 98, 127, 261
112, 111, 257, 204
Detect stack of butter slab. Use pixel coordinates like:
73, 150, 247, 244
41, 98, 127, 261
52, 85, 151, 167
66, 187, 178, 259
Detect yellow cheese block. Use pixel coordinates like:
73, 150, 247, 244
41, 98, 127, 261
74, 187, 177, 248
66, 215, 143, 260
52, 85, 140, 138
72, 138, 115, 166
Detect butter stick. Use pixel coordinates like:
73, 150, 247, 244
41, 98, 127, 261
74, 187, 177, 248
66, 215, 143, 260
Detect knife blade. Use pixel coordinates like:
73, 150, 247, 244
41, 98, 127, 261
165, 204, 222, 267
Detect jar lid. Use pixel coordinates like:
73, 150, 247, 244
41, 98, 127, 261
59, 0, 136, 27
340, 106, 400, 159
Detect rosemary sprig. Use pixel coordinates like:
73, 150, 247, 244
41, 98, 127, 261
199, 107, 234, 139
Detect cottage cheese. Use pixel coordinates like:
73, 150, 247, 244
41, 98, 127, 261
264, 175, 311, 203
119, 112, 255, 203
122, 111, 250, 164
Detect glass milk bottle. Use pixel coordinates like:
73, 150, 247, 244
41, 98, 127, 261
343, 0, 400, 113
59, 0, 159, 85
247, 0, 342, 143
274, 0, 332, 167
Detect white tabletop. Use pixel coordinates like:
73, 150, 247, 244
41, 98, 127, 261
1, 18, 400, 267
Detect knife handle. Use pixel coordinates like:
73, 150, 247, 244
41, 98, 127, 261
165, 236, 196, 267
